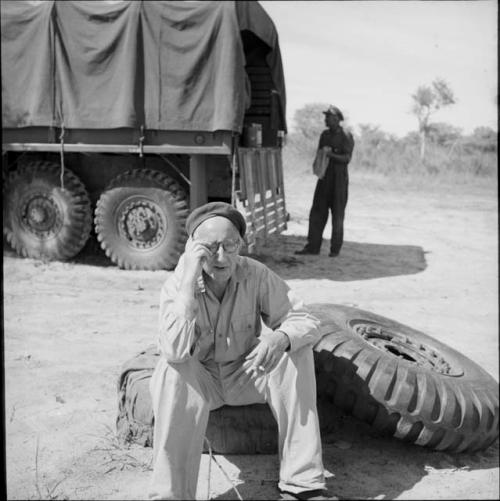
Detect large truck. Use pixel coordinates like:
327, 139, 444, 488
2, 0, 287, 269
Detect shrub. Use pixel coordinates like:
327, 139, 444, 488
284, 119, 497, 184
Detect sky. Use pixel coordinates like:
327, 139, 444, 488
261, 0, 498, 137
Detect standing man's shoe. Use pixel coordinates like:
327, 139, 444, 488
295, 248, 319, 255
328, 251, 339, 257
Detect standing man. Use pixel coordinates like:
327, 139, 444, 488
296, 105, 354, 257
149, 202, 335, 500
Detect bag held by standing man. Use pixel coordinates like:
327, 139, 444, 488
312, 146, 331, 179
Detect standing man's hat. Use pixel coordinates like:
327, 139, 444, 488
323, 105, 344, 121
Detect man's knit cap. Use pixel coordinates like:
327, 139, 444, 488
186, 202, 246, 237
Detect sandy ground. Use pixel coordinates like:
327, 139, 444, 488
3, 171, 499, 500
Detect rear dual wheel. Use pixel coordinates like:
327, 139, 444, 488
94, 169, 189, 270
4, 164, 189, 270
3, 161, 92, 261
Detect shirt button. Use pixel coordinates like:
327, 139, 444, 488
218, 334, 222, 338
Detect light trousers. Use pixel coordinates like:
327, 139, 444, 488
148, 345, 325, 500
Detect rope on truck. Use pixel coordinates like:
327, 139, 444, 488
230, 133, 239, 207
59, 124, 65, 191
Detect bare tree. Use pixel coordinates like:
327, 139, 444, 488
411, 79, 456, 159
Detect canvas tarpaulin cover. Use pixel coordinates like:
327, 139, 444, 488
1, 0, 286, 133
235, 0, 286, 130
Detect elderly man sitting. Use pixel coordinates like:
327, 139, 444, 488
149, 202, 334, 500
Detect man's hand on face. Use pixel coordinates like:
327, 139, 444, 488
234, 331, 290, 387
183, 237, 213, 280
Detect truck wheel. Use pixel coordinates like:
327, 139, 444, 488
94, 169, 189, 270
311, 304, 499, 453
3, 161, 92, 261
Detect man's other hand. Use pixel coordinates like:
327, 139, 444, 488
244, 330, 290, 375
232, 331, 289, 388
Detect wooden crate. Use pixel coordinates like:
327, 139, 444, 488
235, 147, 287, 252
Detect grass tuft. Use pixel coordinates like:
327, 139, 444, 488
88, 422, 153, 474
31, 435, 70, 501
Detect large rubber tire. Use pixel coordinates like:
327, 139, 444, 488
94, 169, 189, 270
311, 303, 499, 453
3, 161, 92, 261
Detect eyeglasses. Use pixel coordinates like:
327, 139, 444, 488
200, 239, 240, 255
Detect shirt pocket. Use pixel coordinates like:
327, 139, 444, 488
194, 318, 214, 351
230, 313, 257, 355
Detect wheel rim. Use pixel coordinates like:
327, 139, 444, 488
20, 191, 63, 239
350, 320, 464, 376
117, 196, 167, 250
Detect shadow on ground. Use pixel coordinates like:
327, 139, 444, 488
211, 406, 499, 500
4, 233, 426, 282
72, 233, 116, 267
247, 234, 427, 281
3, 233, 115, 267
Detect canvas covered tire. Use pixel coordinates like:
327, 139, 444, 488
94, 169, 188, 270
311, 303, 499, 453
3, 161, 92, 261
116, 345, 278, 454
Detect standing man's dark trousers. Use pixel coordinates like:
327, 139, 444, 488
306, 163, 348, 255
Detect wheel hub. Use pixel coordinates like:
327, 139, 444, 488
118, 199, 166, 249
21, 193, 63, 238
350, 320, 463, 376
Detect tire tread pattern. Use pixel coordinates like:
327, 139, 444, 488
312, 304, 499, 453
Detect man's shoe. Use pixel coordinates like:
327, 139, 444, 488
279, 489, 339, 500
295, 248, 319, 255
328, 251, 339, 257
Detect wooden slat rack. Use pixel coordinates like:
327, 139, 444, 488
235, 147, 287, 252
